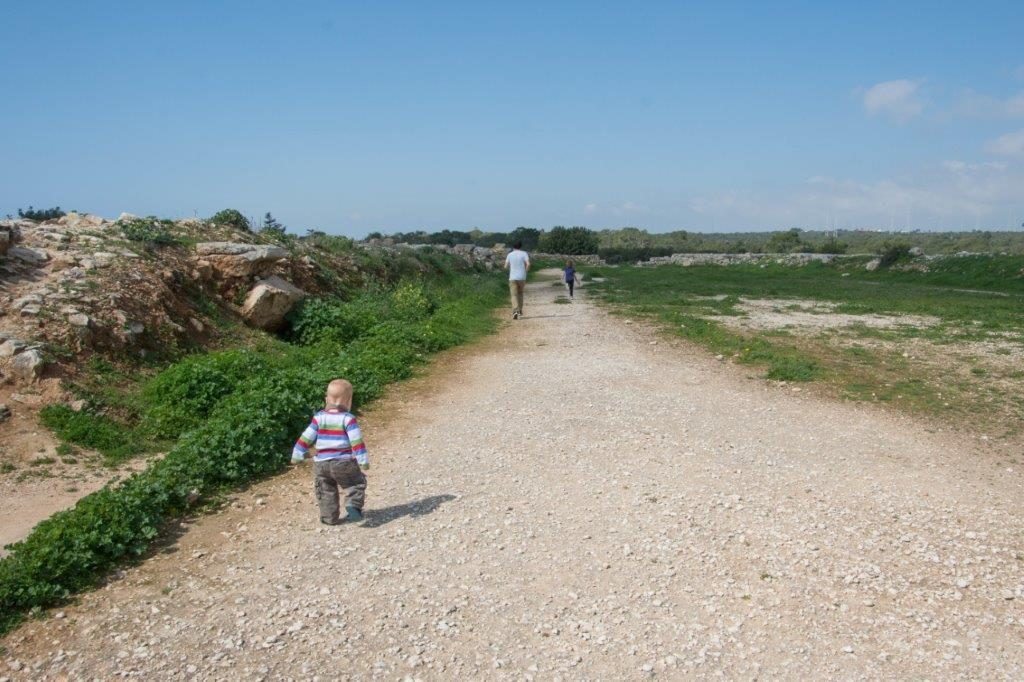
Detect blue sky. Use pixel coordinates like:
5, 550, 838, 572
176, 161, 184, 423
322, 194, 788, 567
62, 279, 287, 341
2, 1, 1023, 235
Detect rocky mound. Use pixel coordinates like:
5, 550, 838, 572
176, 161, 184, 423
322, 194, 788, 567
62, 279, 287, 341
0, 213, 494, 389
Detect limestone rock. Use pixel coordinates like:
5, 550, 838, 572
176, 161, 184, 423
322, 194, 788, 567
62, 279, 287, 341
195, 242, 288, 279
0, 339, 26, 357
240, 276, 306, 331
68, 313, 92, 328
865, 258, 881, 271
0, 220, 21, 256
7, 246, 49, 265
92, 252, 118, 268
10, 349, 44, 383
57, 212, 107, 229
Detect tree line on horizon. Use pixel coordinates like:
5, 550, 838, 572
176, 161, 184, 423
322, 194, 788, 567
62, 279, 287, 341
367, 225, 1024, 260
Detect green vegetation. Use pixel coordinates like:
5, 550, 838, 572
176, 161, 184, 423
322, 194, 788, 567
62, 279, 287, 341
260, 212, 285, 236
586, 256, 1024, 418
539, 226, 600, 255
39, 405, 149, 465
17, 206, 66, 221
209, 208, 251, 232
0, 265, 505, 635
119, 217, 180, 248
876, 240, 912, 267
372, 226, 1024, 262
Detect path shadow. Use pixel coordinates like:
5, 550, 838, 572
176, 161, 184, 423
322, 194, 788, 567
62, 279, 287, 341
362, 494, 456, 528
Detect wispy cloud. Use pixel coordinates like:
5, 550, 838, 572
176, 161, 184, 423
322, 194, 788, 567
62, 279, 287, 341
582, 201, 646, 217
687, 160, 1024, 229
953, 89, 1024, 119
985, 129, 1024, 156
861, 79, 925, 122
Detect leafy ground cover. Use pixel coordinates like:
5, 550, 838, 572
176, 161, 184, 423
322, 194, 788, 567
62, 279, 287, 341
0, 266, 506, 634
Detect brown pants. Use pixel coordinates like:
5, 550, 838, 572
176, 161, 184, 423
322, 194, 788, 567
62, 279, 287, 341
314, 458, 366, 524
509, 280, 525, 314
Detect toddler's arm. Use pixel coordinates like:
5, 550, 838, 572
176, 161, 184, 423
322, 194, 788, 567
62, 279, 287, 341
291, 416, 319, 462
345, 415, 370, 468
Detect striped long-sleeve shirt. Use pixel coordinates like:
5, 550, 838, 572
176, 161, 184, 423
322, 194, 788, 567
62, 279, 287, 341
291, 409, 369, 465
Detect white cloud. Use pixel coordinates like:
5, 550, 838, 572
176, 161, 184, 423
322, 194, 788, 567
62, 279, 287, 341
985, 129, 1024, 156
861, 79, 925, 122
582, 201, 646, 217
687, 159, 1024, 230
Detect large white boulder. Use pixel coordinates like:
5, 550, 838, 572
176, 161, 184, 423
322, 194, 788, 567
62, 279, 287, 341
240, 276, 306, 331
194, 242, 288, 278
10, 349, 45, 383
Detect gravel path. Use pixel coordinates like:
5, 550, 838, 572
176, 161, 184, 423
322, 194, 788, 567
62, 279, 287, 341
3, 271, 1023, 680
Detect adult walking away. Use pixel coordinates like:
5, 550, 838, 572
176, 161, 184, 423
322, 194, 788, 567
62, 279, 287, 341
504, 241, 530, 319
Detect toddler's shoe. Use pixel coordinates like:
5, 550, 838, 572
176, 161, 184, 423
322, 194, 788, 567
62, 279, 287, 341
345, 506, 364, 523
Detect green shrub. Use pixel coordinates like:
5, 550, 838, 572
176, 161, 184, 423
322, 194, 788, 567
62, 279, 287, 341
288, 293, 389, 346
18, 206, 65, 221
39, 405, 136, 464
120, 217, 179, 248
141, 350, 269, 439
209, 208, 251, 232
0, 271, 506, 634
390, 282, 436, 320
539, 226, 599, 254
877, 240, 912, 267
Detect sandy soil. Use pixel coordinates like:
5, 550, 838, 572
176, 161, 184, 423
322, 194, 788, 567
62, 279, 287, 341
2, 272, 1023, 679
714, 297, 941, 333
0, 379, 140, 558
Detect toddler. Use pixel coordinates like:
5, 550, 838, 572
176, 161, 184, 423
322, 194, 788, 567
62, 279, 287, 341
291, 379, 369, 525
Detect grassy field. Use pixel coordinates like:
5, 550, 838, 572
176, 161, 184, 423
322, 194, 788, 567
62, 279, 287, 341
585, 256, 1024, 439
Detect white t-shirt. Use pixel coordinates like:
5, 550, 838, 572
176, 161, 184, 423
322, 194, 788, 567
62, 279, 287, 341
505, 250, 530, 281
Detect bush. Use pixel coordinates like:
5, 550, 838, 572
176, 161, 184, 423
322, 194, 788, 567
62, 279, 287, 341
598, 246, 674, 264
877, 240, 912, 267
120, 217, 179, 248
817, 238, 848, 254
141, 350, 269, 439
540, 226, 599, 254
0, 271, 506, 634
209, 208, 251, 232
766, 228, 810, 253
17, 206, 65, 221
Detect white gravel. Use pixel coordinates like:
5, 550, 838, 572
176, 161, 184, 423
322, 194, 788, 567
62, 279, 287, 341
3, 272, 1023, 680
